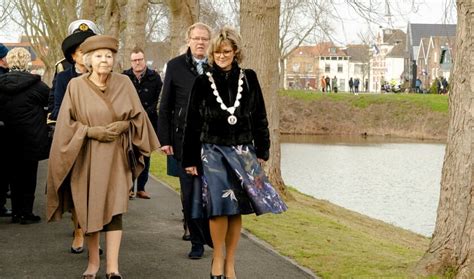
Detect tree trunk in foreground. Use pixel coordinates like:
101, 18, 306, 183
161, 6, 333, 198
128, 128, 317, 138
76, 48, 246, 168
240, 0, 291, 199
165, 0, 198, 59
415, 1, 474, 277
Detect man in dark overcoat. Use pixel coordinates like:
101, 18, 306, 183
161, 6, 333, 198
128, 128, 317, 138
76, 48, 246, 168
157, 22, 213, 259
123, 46, 163, 199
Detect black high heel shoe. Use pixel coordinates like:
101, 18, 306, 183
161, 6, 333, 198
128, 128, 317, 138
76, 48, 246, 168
106, 272, 122, 279
210, 258, 224, 279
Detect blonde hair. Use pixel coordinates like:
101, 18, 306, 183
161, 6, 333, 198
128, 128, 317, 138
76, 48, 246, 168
185, 22, 212, 41
6, 47, 31, 71
82, 50, 116, 72
207, 26, 244, 65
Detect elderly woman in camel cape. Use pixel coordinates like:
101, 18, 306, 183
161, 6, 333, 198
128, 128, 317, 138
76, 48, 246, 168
47, 35, 160, 279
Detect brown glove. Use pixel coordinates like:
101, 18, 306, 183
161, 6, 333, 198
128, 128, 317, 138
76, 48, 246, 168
87, 126, 119, 142
106, 120, 130, 134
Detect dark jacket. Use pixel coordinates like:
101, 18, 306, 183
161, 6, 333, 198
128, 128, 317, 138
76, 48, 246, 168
0, 71, 50, 160
157, 48, 209, 161
181, 63, 270, 169
123, 67, 163, 132
50, 66, 79, 120
48, 59, 72, 115
0, 67, 8, 75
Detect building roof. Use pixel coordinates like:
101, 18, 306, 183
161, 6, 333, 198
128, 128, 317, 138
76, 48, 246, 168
383, 29, 406, 45
314, 42, 348, 56
289, 43, 348, 58
345, 44, 369, 62
386, 41, 406, 58
407, 23, 456, 60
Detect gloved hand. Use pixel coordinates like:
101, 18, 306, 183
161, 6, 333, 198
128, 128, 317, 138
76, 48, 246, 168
87, 126, 119, 142
106, 120, 130, 134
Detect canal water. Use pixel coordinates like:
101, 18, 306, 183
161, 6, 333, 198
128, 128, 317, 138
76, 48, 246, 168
280, 135, 445, 236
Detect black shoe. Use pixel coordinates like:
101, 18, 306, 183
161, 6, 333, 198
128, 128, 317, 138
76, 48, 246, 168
0, 206, 12, 217
19, 214, 41, 225
210, 275, 224, 279
11, 214, 20, 223
188, 244, 204, 259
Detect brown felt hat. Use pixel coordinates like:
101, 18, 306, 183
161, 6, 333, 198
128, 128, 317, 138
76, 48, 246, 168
80, 35, 119, 54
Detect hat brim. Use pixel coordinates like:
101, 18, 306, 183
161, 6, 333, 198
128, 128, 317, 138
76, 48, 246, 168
61, 31, 95, 64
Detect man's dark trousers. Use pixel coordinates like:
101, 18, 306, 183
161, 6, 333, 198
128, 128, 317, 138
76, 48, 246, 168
177, 163, 209, 248
137, 156, 151, 192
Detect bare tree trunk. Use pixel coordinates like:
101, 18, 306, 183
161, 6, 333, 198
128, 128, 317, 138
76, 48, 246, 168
240, 0, 291, 199
103, 0, 123, 38
123, 0, 148, 69
165, 0, 198, 59
414, 1, 474, 277
81, 0, 97, 20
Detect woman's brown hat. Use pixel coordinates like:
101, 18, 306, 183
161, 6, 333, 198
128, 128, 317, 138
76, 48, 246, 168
80, 35, 119, 54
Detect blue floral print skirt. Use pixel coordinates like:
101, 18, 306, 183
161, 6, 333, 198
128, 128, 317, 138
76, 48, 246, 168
197, 143, 287, 218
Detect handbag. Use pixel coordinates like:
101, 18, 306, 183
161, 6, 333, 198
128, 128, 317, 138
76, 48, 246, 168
127, 127, 138, 175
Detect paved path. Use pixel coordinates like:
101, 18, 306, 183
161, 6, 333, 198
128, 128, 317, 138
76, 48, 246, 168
0, 161, 316, 279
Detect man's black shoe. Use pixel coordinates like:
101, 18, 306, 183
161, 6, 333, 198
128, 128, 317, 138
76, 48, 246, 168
188, 244, 204, 259
0, 206, 12, 217
19, 214, 41, 225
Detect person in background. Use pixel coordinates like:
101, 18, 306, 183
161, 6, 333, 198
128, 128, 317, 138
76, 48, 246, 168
0, 43, 11, 218
182, 26, 287, 279
349, 77, 354, 93
123, 46, 163, 199
332, 76, 338, 93
320, 75, 326, 92
0, 43, 9, 74
47, 35, 160, 278
325, 75, 331, 93
157, 22, 213, 260
0, 47, 49, 224
50, 19, 99, 255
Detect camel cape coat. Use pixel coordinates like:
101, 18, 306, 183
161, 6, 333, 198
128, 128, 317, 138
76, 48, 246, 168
47, 72, 160, 233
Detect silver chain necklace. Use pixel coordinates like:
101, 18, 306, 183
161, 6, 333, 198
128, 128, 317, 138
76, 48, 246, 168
206, 69, 244, 125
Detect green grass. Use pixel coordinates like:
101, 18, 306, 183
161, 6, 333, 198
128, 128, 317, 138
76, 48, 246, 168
280, 90, 449, 113
150, 153, 431, 278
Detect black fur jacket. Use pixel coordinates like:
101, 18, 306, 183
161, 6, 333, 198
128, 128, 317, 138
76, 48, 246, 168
182, 62, 270, 168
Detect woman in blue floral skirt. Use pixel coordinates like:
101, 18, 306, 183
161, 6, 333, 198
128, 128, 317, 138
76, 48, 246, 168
182, 26, 287, 279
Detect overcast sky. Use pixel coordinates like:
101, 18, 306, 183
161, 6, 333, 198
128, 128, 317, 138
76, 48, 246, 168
331, 0, 457, 45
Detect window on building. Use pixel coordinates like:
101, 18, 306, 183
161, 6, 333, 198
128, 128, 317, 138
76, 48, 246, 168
331, 57, 337, 60
325, 63, 330, 73
337, 63, 343, 73
292, 63, 300, 73
354, 64, 362, 74
306, 63, 313, 73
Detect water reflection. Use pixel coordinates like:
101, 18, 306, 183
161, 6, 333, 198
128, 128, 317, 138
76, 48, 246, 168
281, 135, 445, 236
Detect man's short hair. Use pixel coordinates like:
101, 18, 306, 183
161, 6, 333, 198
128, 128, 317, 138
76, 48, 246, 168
131, 46, 145, 55
185, 22, 212, 41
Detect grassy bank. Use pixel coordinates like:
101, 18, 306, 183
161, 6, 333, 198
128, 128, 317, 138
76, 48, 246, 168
281, 90, 448, 113
279, 91, 449, 140
150, 153, 430, 278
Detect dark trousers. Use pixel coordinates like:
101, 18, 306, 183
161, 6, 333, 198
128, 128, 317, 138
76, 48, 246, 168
137, 156, 150, 192
0, 172, 9, 208
178, 162, 209, 246
0, 149, 11, 208
10, 159, 39, 216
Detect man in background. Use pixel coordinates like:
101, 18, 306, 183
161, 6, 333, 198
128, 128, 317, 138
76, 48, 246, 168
157, 22, 212, 259
123, 46, 162, 199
